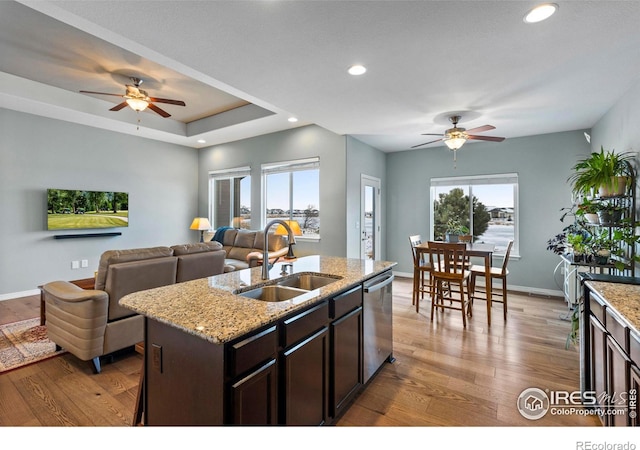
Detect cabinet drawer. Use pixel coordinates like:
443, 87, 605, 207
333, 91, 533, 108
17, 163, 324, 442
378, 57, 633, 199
605, 308, 629, 353
282, 301, 329, 348
589, 294, 606, 324
331, 286, 362, 319
229, 325, 278, 377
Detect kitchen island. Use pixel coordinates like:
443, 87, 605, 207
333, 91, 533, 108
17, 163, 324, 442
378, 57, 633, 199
121, 255, 396, 426
581, 276, 640, 426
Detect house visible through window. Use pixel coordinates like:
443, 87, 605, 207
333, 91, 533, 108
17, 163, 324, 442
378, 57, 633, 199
430, 173, 518, 254
209, 166, 251, 230
262, 157, 320, 239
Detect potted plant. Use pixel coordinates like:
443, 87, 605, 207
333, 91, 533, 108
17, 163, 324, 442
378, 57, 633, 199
589, 229, 614, 264
567, 147, 635, 198
576, 198, 602, 224
610, 223, 640, 271
445, 218, 469, 243
567, 233, 588, 263
597, 204, 625, 226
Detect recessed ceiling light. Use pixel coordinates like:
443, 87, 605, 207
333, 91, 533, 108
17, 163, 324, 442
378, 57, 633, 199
197, 139, 206, 144
348, 64, 367, 76
288, 117, 298, 123
524, 3, 558, 23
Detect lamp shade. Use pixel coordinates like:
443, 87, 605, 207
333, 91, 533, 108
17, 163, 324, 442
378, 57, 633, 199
190, 217, 211, 231
444, 137, 467, 151
126, 98, 149, 112
274, 220, 303, 236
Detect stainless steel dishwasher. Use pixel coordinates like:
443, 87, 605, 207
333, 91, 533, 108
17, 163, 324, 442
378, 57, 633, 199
363, 269, 395, 383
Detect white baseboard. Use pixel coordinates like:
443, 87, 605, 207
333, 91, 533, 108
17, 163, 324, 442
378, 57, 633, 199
392, 270, 563, 298
0, 289, 40, 302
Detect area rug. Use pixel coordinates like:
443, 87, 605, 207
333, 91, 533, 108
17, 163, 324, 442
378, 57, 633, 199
0, 318, 66, 373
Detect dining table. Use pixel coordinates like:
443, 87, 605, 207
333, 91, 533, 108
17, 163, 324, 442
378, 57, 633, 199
415, 241, 496, 326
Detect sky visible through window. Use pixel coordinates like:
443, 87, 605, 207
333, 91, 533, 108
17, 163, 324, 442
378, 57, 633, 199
264, 170, 319, 210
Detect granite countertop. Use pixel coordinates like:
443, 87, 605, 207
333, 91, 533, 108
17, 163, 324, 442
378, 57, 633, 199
585, 280, 640, 333
120, 255, 396, 345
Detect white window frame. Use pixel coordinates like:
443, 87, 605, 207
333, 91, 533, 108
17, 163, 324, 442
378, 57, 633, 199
430, 173, 519, 257
261, 157, 320, 240
208, 166, 251, 229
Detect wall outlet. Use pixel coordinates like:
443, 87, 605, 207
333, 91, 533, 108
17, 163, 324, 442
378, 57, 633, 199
71, 260, 80, 269
81, 259, 89, 268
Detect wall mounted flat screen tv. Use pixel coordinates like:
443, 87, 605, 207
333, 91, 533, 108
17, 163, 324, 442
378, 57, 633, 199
47, 189, 129, 230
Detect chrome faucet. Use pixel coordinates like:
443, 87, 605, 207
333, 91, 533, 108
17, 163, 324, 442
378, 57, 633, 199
262, 219, 297, 280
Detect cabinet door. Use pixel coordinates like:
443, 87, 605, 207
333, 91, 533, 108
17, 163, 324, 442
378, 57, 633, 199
331, 306, 362, 418
606, 336, 631, 426
589, 315, 607, 425
229, 359, 277, 425
281, 327, 329, 426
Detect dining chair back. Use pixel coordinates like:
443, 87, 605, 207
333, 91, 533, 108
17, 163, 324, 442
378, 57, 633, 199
427, 241, 473, 327
409, 235, 432, 313
470, 240, 513, 321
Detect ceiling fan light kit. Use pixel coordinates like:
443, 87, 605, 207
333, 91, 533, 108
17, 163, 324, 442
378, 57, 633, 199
79, 77, 186, 119
412, 114, 506, 167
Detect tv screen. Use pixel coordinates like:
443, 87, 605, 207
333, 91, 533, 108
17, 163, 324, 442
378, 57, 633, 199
47, 189, 129, 230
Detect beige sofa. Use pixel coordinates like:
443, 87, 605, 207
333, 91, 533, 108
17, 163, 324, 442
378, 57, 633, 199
41, 242, 225, 373
213, 228, 289, 271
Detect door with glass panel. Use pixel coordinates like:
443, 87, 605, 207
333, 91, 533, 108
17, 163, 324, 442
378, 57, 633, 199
361, 175, 381, 260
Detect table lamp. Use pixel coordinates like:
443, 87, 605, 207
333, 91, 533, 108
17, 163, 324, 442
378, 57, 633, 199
190, 217, 211, 242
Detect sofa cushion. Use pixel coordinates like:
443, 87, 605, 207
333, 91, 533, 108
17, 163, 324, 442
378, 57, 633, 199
95, 246, 174, 291
175, 250, 226, 282
171, 241, 223, 255
233, 230, 257, 248
105, 257, 178, 321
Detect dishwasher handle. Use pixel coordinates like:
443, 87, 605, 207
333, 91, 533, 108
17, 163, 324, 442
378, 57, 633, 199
363, 273, 394, 293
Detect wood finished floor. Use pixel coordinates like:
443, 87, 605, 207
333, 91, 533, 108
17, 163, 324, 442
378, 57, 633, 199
0, 277, 600, 427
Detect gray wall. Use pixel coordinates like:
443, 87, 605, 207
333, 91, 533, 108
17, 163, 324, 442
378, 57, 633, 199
197, 125, 348, 257
386, 130, 591, 294
591, 78, 640, 155
591, 78, 640, 273
0, 109, 198, 297
345, 136, 387, 259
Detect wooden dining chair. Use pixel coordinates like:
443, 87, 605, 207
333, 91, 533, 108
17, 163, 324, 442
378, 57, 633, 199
428, 241, 473, 327
409, 235, 432, 313
469, 240, 513, 321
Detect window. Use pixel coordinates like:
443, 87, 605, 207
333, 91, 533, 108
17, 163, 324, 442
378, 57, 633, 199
262, 157, 320, 238
209, 166, 251, 229
430, 173, 518, 254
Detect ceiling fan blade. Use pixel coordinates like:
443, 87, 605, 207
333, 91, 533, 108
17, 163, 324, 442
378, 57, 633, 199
147, 103, 171, 118
464, 124, 495, 134
411, 138, 444, 148
467, 135, 505, 142
420, 133, 444, 136
110, 102, 128, 111
80, 90, 124, 98
148, 97, 186, 106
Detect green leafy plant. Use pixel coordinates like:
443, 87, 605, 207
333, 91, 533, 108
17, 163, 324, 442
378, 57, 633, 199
567, 146, 635, 197
445, 218, 469, 235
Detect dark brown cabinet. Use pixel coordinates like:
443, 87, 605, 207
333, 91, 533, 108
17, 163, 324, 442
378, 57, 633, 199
142, 278, 390, 426
281, 327, 329, 425
582, 282, 638, 427
589, 314, 607, 423
227, 326, 278, 425
280, 300, 329, 425
329, 286, 363, 419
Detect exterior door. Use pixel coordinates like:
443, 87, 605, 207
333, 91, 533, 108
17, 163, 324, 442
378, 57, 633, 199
361, 175, 381, 260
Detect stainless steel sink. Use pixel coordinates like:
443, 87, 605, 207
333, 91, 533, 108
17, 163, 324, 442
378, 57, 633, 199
237, 285, 309, 302
277, 273, 342, 290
